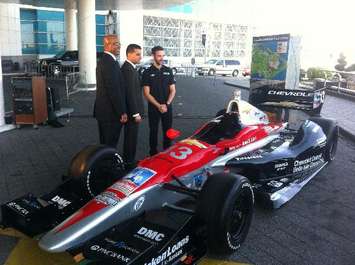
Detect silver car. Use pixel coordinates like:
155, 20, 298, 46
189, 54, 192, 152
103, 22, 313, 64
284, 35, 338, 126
196, 59, 241, 77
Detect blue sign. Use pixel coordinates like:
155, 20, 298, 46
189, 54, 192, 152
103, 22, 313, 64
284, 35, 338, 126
125, 167, 156, 186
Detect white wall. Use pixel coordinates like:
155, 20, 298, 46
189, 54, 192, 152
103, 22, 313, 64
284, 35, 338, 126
119, 10, 144, 62
0, 3, 22, 56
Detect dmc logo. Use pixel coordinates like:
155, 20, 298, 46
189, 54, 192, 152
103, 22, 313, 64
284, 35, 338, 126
51, 195, 71, 209
137, 227, 165, 241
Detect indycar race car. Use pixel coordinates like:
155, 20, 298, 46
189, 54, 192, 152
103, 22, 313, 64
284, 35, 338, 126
1, 87, 338, 265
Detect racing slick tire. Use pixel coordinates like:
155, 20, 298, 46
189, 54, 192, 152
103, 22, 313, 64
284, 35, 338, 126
309, 117, 338, 161
232, 70, 239, 77
197, 173, 254, 254
68, 145, 125, 198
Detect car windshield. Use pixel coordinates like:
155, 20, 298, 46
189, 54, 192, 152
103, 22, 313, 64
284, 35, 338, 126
206, 59, 217, 64
192, 113, 243, 144
54, 51, 66, 58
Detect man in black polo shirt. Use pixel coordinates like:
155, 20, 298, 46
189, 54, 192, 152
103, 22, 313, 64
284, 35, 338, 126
142, 46, 176, 156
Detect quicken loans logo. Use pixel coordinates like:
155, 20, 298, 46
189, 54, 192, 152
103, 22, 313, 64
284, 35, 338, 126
144, 235, 189, 265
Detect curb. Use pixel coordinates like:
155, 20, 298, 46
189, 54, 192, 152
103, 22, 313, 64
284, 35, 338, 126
325, 89, 355, 102
224, 81, 249, 90
339, 126, 355, 143
224, 81, 355, 143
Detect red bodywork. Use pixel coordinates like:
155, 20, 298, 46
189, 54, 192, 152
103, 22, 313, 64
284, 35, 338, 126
56, 121, 282, 233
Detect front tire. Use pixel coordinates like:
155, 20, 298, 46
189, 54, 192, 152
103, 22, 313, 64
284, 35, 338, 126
197, 173, 254, 254
232, 70, 239, 77
68, 145, 125, 198
208, 69, 215, 76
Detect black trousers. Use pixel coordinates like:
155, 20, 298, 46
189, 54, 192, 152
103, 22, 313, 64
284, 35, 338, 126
123, 119, 139, 164
148, 107, 173, 155
97, 121, 123, 148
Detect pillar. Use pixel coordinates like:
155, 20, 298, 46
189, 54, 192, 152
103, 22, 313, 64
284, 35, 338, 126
0, 51, 4, 127
119, 10, 144, 62
64, 0, 77, 51
77, 0, 96, 86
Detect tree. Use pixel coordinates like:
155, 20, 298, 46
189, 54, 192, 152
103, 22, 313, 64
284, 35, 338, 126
334, 53, 347, 71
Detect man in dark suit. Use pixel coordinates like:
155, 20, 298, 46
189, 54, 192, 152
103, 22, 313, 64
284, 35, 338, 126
121, 44, 144, 168
94, 35, 127, 147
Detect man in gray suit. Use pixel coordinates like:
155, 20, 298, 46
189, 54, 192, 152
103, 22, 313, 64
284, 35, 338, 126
121, 44, 144, 168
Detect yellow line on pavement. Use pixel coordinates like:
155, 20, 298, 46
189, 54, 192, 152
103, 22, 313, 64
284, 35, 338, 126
4, 237, 76, 265
1, 229, 249, 265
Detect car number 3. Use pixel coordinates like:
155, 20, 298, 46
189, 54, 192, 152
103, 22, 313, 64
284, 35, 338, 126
170, 147, 193, 160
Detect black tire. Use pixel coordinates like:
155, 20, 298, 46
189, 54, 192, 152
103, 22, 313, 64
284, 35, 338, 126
215, 108, 226, 117
208, 69, 215, 76
309, 117, 338, 162
197, 173, 254, 254
68, 145, 125, 198
172, 68, 177, 75
232, 70, 239, 77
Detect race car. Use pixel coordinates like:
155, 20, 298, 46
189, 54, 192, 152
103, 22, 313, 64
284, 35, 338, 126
1, 87, 337, 265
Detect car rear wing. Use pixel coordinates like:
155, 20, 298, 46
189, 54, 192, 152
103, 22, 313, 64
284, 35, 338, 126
249, 85, 326, 115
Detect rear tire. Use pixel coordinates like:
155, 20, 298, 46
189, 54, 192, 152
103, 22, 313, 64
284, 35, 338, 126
309, 117, 338, 162
232, 70, 239, 77
197, 173, 254, 254
68, 145, 125, 198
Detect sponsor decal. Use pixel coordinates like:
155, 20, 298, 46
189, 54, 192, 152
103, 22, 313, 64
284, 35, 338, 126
293, 154, 323, 173
144, 235, 190, 265
268, 90, 311, 97
90, 245, 130, 263
110, 180, 136, 196
51, 195, 71, 209
150, 74, 155, 77
242, 136, 256, 146
125, 167, 156, 187
180, 139, 207, 149
137, 227, 165, 242
7, 202, 29, 216
103, 238, 140, 254
235, 154, 262, 161
267, 180, 283, 188
193, 174, 204, 188
95, 191, 120, 206
163, 71, 171, 75
133, 196, 145, 211
274, 161, 288, 171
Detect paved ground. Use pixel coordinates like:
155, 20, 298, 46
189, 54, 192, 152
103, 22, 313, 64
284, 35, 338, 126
1, 76, 355, 265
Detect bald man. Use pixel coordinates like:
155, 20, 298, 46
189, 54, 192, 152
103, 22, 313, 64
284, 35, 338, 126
94, 35, 128, 147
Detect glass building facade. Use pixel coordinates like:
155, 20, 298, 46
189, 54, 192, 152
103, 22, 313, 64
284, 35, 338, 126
20, 8, 106, 55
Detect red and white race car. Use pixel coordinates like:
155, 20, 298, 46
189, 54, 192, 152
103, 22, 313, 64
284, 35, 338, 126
1, 88, 337, 265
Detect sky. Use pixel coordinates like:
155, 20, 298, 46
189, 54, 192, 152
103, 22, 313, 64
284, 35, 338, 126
190, 0, 355, 70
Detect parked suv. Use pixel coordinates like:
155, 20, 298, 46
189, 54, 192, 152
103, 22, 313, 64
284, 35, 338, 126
39, 50, 104, 75
196, 59, 241, 77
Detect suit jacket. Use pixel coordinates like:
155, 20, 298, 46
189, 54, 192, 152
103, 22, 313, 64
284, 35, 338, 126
94, 53, 126, 121
121, 61, 144, 118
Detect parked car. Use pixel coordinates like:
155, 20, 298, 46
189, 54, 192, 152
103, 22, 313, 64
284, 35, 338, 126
137, 59, 183, 76
39, 50, 104, 75
242, 68, 251, 77
196, 59, 241, 77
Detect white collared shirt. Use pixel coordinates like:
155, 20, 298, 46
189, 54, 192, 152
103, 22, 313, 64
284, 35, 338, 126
126, 59, 136, 69
104, 51, 117, 61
